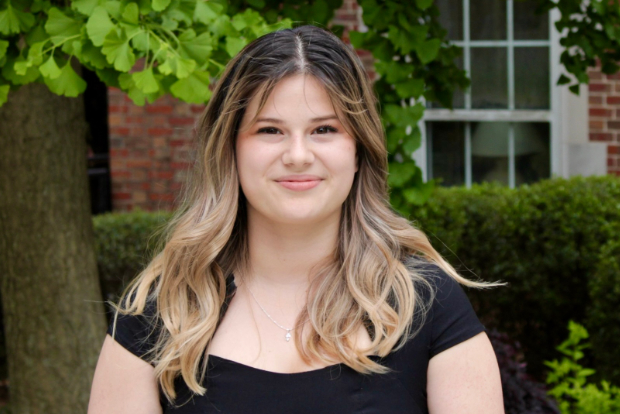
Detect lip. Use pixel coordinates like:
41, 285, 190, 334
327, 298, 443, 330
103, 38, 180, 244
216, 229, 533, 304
275, 175, 323, 191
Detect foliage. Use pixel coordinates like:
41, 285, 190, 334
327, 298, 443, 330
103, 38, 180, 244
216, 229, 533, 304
349, 0, 469, 211
93, 208, 171, 304
0, 0, 292, 106
489, 329, 560, 414
536, 0, 620, 95
412, 175, 620, 379
586, 234, 620, 384
545, 321, 620, 414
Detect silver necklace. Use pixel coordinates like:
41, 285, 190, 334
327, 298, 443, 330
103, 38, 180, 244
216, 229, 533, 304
245, 284, 295, 342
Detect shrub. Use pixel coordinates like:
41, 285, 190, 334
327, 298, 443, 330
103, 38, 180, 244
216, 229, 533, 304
413, 176, 620, 379
586, 232, 620, 384
93, 209, 171, 304
489, 330, 560, 414
545, 321, 620, 414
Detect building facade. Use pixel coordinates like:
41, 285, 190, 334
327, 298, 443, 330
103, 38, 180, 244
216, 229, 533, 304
101, 0, 616, 213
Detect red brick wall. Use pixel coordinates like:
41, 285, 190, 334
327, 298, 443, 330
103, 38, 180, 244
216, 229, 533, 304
109, 0, 369, 212
588, 63, 620, 176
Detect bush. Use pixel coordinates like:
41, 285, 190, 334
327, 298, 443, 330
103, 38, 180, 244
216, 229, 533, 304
93, 209, 171, 304
489, 330, 560, 414
545, 321, 620, 414
412, 176, 620, 379
586, 233, 620, 384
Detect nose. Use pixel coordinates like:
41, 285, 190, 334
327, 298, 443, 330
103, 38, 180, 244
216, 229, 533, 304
281, 133, 314, 167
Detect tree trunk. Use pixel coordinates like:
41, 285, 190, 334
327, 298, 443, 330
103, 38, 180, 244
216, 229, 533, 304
0, 82, 107, 413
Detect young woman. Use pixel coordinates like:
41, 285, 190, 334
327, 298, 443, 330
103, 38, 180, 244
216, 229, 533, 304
88, 25, 504, 414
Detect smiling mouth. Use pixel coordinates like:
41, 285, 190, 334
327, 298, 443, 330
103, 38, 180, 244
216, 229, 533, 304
276, 179, 322, 191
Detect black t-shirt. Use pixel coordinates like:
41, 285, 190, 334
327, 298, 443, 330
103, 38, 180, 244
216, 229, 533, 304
106, 263, 485, 413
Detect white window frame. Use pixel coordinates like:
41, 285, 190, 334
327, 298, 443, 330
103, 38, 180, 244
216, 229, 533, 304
416, 1, 565, 188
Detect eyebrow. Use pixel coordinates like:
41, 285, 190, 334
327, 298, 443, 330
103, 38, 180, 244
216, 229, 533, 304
254, 115, 339, 124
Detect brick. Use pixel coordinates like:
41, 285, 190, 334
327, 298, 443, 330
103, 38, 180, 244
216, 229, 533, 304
171, 162, 190, 170
147, 127, 173, 136
153, 137, 167, 148
608, 121, 620, 130
590, 132, 613, 141
149, 193, 175, 201
590, 108, 613, 117
132, 170, 147, 181
170, 139, 187, 147
110, 170, 131, 178
609, 145, 620, 154
589, 83, 610, 93
589, 71, 603, 80
608, 158, 615, 167
589, 120, 604, 130
616, 83, 620, 93
191, 105, 206, 114
607, 73, 620, 80
125, 116, 145, 124
145, 105, 174, 114
149, 171, 174, 180
126, 160, 153, 168
113, 192, 131, 200
110, 126, 130, 136
169, 117, 196, 126
589, 96, 603, 105
109, 149, 129, 157
108, 105, 128, 113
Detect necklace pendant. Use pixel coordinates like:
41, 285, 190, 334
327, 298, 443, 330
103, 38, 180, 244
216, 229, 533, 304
285, 330, 292, 342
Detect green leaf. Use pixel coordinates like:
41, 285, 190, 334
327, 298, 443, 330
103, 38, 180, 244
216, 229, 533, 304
387, 162, 415, 188
104, 1, 122, 19
43, 61, 87, 97
403, 180, 433, 205
2, 55, 40, 84
102, 28, 136, 71
118, 73, 146, 105
39, 54, 62, 79
388, 25, 413, 54
0, 4, 35, 35
0, 39, 8, 60
131, 30, 160, 52
414, 39, 441, 64
132, 67, 159, 93
395, 78, 425, 99
0, 84, 9, 106
225, 36, 246, 57
170, 70, 211, 103
402, 127, 422, 155
95, 67, 121, 87
414, 0, 433, 10
152, 0, 171, 12
348, 31, 366, 49
25, 24, 48, 44
87, 6, 115, 47
121, 2, 139, 24
158, 54, 196, 78
178, 30, 213, 65
72, 0, 103, 16
81, 39, 109, 69
194, 0, 223, 24
557, 74, 571, 86
45, 7, 82, 45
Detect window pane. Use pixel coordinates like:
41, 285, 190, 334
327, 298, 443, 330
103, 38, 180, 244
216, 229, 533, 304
515, 123, 550, 184
514, 0, 549, 40
470, 0, 506, 40
436, 0, 463, 41
471, 48, 508, 109
427, 55, 465, 109
471, 122, 509, 185
514, 47, 550, 109
427, 122, 465, 186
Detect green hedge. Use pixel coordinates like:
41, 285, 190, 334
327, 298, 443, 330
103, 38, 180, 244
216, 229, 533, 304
93, 209, 171, 303
93, 175, 620, 383
412, 175, 620, 381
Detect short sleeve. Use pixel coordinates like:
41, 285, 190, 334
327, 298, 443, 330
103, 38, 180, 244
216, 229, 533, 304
425, 266, 486, 358
106, 298, 161, 362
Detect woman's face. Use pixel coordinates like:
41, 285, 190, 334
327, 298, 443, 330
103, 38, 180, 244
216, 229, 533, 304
236, 74, 358, 227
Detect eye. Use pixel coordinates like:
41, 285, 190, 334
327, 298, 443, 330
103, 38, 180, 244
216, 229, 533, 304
314, 125, 338, 134
257, 127, 282, 134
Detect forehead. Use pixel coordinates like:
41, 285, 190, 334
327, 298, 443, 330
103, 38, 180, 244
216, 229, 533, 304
242, 74, 337, 123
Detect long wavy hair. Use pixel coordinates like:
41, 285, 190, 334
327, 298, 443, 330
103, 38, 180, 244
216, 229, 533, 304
111, 25, 495, 403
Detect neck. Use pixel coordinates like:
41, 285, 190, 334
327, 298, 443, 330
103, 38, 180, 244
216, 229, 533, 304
241, 208, 340, 290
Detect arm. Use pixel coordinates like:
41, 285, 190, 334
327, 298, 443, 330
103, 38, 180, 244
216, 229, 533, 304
427, 331, 504, 414
88, 334, 163, 414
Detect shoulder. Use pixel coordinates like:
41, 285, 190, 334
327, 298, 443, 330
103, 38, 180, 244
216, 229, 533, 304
404, 256, 486, 359
107, 295, 162, 363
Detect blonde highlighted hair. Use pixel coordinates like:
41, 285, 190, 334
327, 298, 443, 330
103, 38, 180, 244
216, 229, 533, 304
111, 25, 495, 404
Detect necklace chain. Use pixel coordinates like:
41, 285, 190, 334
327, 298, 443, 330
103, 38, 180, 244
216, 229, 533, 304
245, 283, 295, 342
